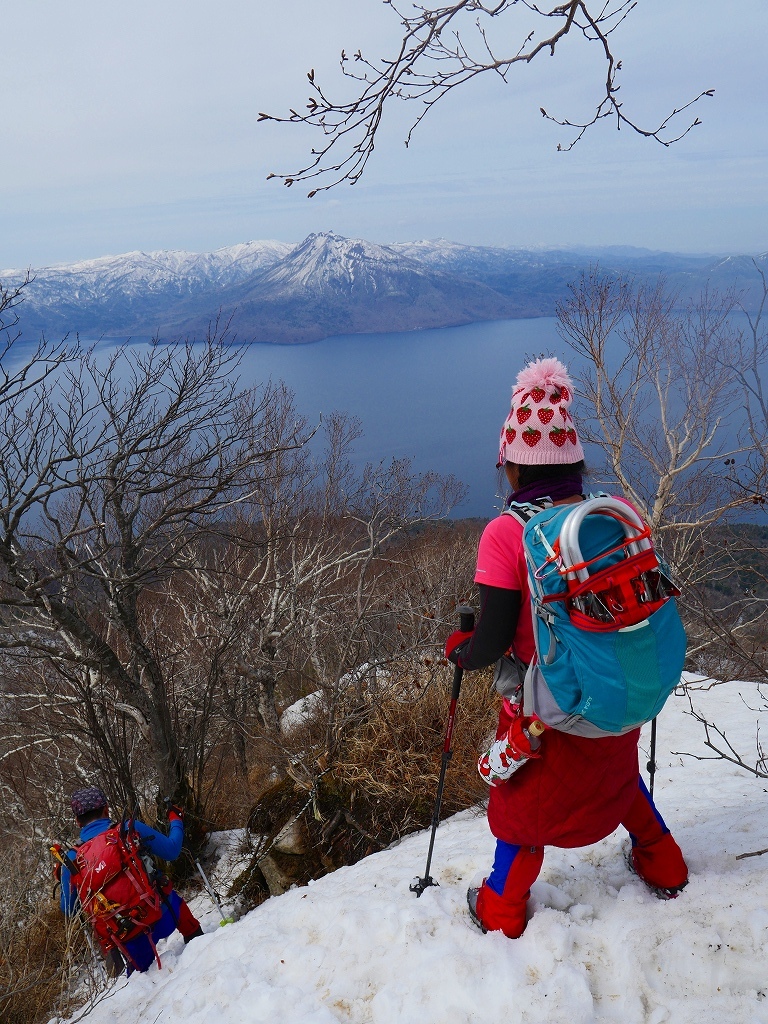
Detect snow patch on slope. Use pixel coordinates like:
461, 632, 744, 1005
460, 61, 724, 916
57, 678, 768, 1024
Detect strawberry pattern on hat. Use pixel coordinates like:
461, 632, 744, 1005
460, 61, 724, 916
497, 357, 585, 467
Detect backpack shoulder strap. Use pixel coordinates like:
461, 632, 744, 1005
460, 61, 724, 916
501, 500, 548, 528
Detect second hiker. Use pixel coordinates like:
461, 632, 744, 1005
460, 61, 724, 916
58, 786, 203, 975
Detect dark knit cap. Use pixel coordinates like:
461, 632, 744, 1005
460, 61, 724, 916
70, 786, 108, 818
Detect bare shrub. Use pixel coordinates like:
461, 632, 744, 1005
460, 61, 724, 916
0, 833, 107, 1024
232, 656, 497, 908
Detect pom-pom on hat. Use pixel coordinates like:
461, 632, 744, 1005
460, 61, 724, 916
70, 786, 108, 819
497, 357, 585, 466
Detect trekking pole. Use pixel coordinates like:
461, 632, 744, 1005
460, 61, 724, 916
410, 605, 475, 897
82, 925, 109, 984
194, 858, 234, 926
647, 717, 658, 799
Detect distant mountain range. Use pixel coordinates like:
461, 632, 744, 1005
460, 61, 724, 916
3, 233, 766, 344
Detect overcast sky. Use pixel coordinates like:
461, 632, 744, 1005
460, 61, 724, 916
1, 0, 766, 269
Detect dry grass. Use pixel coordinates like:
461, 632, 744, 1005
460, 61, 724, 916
333, 664, 499, 818
230, 662, 502, 910
0, 844, 106, 1024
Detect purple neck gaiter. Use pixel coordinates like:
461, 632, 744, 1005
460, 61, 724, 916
508, 473, 583, 507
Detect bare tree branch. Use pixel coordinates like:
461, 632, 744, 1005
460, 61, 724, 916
260, 0, 713, 194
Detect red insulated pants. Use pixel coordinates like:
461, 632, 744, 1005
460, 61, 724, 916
475, 775, 687, 937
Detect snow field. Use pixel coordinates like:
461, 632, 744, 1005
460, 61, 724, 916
59, 679, 768, 1024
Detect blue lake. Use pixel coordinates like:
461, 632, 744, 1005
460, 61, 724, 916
231, 317, 565, 518
9, 316, 569, 518
8, 311, 759, 522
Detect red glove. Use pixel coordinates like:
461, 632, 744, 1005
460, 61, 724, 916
445, 629, 473, 666
167, 804, 185, 823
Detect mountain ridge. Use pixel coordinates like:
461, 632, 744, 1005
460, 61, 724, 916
4, 232, 766, 344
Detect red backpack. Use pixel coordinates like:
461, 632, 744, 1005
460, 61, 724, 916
70, 821, 163, 967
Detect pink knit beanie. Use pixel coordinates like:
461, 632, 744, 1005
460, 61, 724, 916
497, 357, 585, 466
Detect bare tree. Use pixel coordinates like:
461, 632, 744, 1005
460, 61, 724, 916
0, 276, 75, 406
0, 321, 468, 823
669, 269, 768, 785
724, 263, 768, 505
559, 267, 768, 786
557, 269, 748, 566
260, 0, 713, 194
155, 401, 468, 795
675, 269, 768, 686
0, 329, 309, 804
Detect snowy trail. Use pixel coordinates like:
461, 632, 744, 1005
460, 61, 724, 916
63, 680, 768, 1024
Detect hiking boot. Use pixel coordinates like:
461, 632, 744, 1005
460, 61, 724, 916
183, 925, 204, 944
466, 888, 487, 933
624, 844, 688, 900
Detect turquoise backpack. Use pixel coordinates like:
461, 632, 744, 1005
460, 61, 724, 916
506, 496, 687, 738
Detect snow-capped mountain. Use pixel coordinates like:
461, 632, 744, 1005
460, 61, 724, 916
260, 232, 419, 295
3, 240, 293, 338
4, 234, 766, 345
176, 232, 520, 343
1, 240, 292, 297
389, 239, 749, 303
390, 238, 529, 276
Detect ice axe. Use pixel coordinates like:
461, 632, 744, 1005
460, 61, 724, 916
411, 604, 475, 897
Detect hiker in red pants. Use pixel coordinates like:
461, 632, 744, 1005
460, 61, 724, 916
59, 786, 203, 974
445, 357, 688, 939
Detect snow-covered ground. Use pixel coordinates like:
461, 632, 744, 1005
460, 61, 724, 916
60, 676, 768, 1024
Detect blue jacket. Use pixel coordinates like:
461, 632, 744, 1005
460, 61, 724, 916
60, 815, 187, 973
